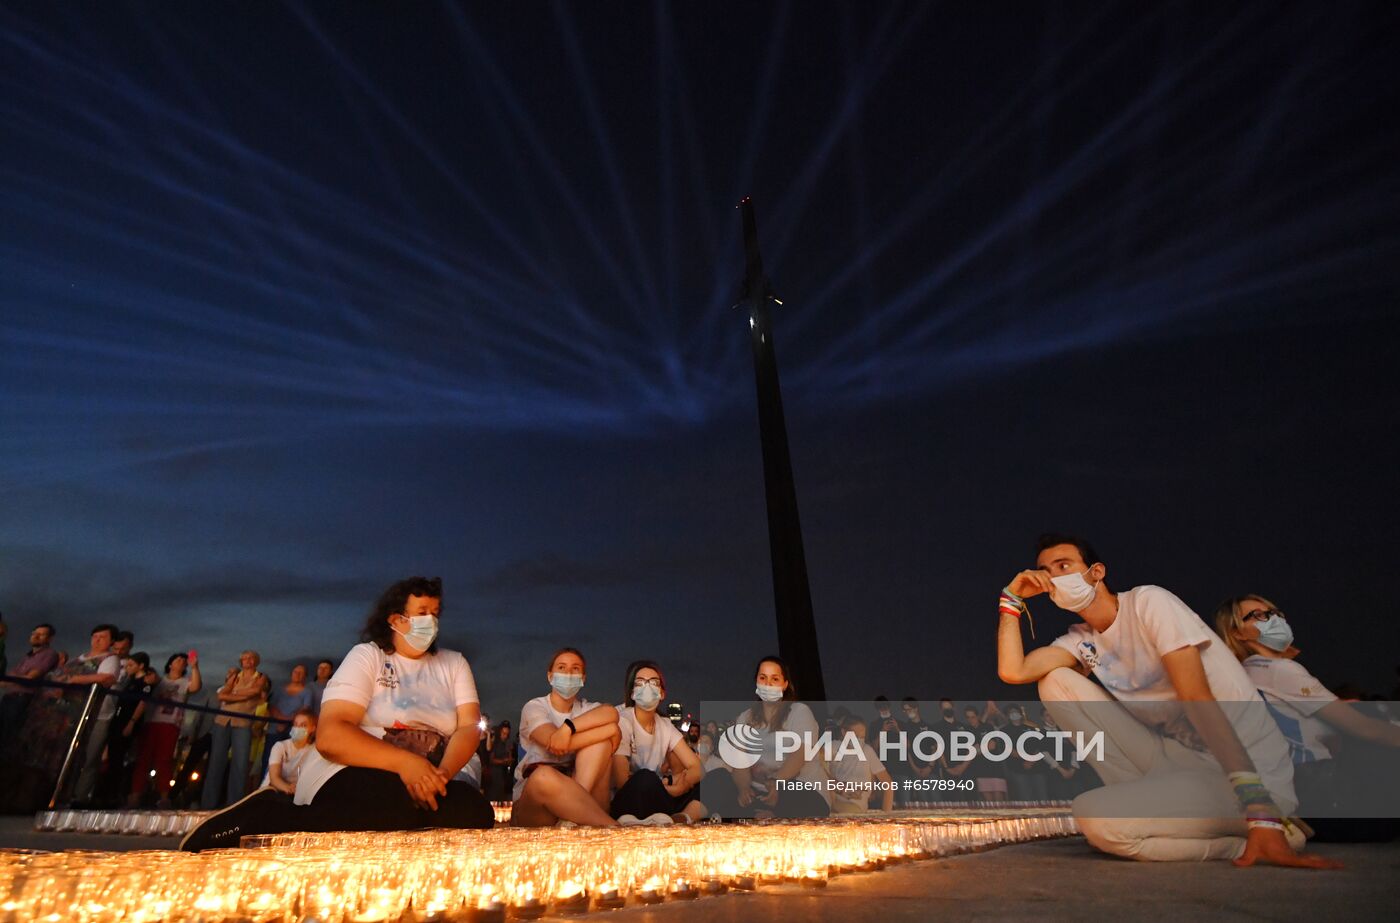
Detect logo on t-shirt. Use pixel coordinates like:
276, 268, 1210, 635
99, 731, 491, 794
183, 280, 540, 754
377, 661, 399, 691
1078, 641, 1101, 669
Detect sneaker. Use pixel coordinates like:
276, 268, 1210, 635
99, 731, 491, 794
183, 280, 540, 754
617, 814, 644, 826
555, 819, 579, 829
179, 788, 288, 852
642, 813, 674, 826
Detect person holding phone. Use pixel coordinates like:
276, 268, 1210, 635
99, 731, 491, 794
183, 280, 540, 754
129, 650, 202, 807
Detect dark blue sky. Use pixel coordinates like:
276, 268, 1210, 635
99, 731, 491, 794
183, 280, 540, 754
2, 2, 1398, 719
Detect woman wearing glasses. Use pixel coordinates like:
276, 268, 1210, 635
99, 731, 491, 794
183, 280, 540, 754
1214, 594, 1400, 840
609, 660, 707, 824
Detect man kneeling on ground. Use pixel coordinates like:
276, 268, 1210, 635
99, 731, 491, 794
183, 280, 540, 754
995, 533, 1337, 868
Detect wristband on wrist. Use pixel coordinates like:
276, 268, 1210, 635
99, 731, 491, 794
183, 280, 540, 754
563, 718, 577, 734
1000, 589, 1035, 638
1229, 771, 1278, 814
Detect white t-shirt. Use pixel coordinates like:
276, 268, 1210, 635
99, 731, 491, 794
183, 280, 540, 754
294, 643, 479, 804
1243, 655, 1338, 763
80, 654, 123, 721
1051, 585, 1296, 813
514, 694, 603, 800
617, 706, 685, 775
148, 675, 192, 726
262, 738, 314, 788
828, 737, 884, 811
738, 702, 831, 794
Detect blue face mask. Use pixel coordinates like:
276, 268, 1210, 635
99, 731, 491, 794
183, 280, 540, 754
1255, 615, 1294, 652
551, 673, 584, 698
632, 683, 662, 711
289, 727, 310, 743
393, 614, 438, 652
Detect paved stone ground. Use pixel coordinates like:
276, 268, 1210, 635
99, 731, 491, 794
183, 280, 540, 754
3, 819, 1396, 921
614, 838, 1400, 923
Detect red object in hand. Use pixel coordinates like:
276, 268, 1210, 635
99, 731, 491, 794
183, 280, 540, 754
187, 649, 198, 664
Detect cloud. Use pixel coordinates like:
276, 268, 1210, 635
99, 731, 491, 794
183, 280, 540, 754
0, 543, 378, 626
469, 554, 636, 595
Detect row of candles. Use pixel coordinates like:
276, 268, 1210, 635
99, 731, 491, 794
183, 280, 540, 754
1, 810, 1076, 922
32, 805, 516, 838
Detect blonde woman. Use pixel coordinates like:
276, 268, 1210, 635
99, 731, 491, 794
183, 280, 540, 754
1214, 594, 1400, 840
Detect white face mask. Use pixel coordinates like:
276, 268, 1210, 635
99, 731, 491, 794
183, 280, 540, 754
632, 683, 662, 711
1049, 569, 1098, 612
393, 614, 439, 652
755, 683, 784, 703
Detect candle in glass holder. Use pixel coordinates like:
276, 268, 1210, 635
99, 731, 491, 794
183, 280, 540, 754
552, 880, 589, 914
509, 896, 545, 920
799, 868, 828, 889
667, 878, 698, 901
593, 882, 624, 910
469, 899, 506, 923
635, 876, 665, 904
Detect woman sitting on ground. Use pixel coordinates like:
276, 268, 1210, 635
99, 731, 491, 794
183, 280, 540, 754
511, 647, 620, 827
262, 708, 317, 797
609, 660, 707, 824
1214, 594, 1400, 841
181, 577, 493, 850
702, 654, 831, 819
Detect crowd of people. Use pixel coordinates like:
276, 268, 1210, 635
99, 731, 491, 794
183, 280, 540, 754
2, 536, 1398, 869
0, 611, 531, 813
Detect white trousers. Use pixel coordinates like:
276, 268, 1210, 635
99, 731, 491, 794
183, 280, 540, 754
1039, 667, 1261, 862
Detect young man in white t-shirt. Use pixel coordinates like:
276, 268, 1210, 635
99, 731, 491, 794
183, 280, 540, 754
996, 533, 1337, 868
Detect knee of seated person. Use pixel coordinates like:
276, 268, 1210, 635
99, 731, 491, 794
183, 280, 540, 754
1072, 810, 1143, 859
1038, 667, 1083, 703
581, 735, 616, 754
526, 765, 565, 793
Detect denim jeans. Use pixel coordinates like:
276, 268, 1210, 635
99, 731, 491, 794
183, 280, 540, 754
202, 722, 253, 809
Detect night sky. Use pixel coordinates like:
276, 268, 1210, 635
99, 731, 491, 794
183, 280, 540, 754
3, 2, 1398, 721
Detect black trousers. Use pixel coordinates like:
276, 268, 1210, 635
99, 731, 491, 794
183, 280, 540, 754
297, 766, 495, 832
702, 767, 830, 820
610, 770, 696, 819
